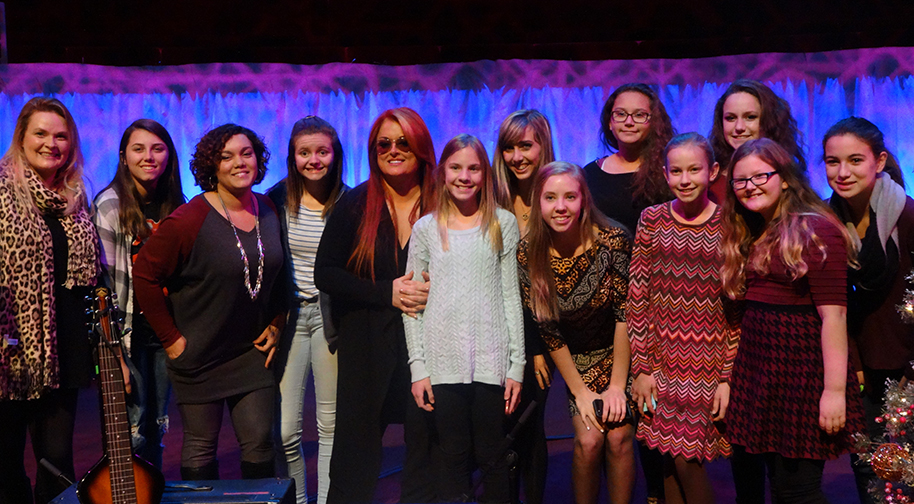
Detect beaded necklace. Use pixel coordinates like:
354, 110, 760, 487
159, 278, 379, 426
217, 192, 264, 300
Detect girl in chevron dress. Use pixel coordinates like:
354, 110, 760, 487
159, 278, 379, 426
629, 133, 739, 504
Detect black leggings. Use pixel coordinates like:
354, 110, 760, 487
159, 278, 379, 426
433, 383, 510, 503
177, 387, 274, 471
510, 359, 548, 504
0, 388, 79, 504
732, 445, 827, 504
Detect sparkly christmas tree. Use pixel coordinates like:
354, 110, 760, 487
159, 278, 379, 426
855, 380, 914, 503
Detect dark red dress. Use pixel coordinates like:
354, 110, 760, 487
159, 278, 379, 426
727, 217, 865, 459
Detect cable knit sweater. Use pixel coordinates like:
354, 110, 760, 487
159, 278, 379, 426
403, 207, 526, 387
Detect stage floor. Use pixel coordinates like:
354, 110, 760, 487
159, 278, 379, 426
26, 372, 860, 503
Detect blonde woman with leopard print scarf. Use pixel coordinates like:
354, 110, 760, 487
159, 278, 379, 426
0, 97, 100, 504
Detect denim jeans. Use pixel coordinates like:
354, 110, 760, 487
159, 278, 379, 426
275, 301, 337, 504
127, 328, 172, 470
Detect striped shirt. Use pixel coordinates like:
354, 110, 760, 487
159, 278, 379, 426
287, 205, 326, 299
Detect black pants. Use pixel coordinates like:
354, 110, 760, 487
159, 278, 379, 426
732, 445, 827, 504
509, 360, 548, 504
327, 359, 437, 504
0, 388, 79, 504
434, 383, 510, 504
177, 386, 274, 476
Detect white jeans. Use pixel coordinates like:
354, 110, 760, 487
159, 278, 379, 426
275, 302, 337, 504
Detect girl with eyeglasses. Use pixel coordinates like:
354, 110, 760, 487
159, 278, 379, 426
584, 83, 676, 236
314, 107, 437, 503
720, 138, 864, 503
267, 116, 348, 504
583, 83, 674, 504
708, 79, 807, 204
492, 109, 556, 504
821, 117, 913, 504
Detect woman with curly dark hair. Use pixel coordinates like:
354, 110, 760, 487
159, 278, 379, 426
708, 79, 807, 203
134, 124, 286, 480
584, 83, 676, 235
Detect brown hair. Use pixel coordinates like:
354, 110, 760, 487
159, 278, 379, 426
710, 79, 807, 173
720, 138, 853, 299
100, 119, 185, 239
284, 115, 346, 219
190, 124, 269, 191
599, 83, 676, 206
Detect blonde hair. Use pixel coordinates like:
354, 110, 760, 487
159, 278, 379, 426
720, 139, 854, 299
435, 134, 503, 253
524, 161, 616, 321
2, 97, 86, 215
492, 110, 555, 207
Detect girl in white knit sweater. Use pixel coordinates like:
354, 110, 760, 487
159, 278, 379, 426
403, 133, 526, 504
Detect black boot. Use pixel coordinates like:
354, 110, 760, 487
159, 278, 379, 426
240, 460, 275, 479
181, 460, 219, 480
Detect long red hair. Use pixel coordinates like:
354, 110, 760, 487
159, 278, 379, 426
348, 108, 437, 279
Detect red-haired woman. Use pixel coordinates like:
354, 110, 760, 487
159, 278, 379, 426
315, 107, 437, 503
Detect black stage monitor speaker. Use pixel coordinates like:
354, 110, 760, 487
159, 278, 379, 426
50, 478, 294, 504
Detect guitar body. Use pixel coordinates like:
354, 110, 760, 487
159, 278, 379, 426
77, 454, 165, 504
80, 287, 166, 504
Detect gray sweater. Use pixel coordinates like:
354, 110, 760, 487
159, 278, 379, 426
403, 208, 525, 387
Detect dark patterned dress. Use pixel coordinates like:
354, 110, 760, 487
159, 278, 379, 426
628, 203, 739, 461
517, 225, 632, 415
726, 217, 866, 459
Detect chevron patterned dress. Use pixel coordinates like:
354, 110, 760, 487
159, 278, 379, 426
628, 203, 739, 461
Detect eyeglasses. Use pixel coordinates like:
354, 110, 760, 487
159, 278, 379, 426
611, 109, 651, 124
376, 136, 411, 155
730, 171, 779, 190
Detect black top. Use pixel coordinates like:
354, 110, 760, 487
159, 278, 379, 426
583, 159, 642, 235
134, 194, 285, 403
43, 214, 94, 389
314, 182, 412, 422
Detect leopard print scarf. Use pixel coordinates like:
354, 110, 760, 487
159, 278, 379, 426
0, 167, 99, 400
25, 167, 100, 288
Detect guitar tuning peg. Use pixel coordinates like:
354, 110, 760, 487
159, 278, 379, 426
111, 293, 118, 301
84, 295, 92, 303
85, 308, 94, 316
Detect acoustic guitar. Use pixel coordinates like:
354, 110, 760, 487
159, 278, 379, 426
77, 287, 165, 504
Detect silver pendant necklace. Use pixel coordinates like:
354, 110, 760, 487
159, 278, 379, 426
217, 192, 264, 300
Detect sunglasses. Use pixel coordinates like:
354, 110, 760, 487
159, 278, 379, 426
376, 136, 411, 155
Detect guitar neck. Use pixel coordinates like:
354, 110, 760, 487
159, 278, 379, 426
97, 319, 138, 503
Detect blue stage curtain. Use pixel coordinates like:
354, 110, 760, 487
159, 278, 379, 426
0, 48, 912, 199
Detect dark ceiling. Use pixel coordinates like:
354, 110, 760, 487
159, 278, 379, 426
6, 1, 912, 66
